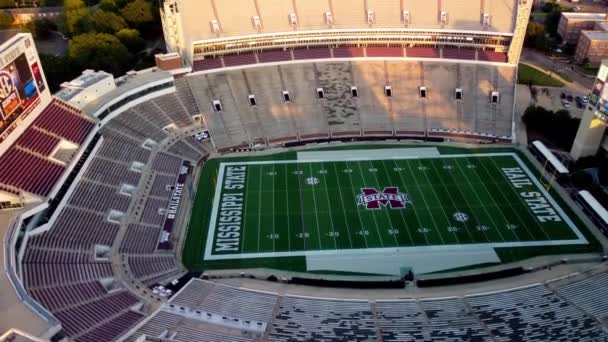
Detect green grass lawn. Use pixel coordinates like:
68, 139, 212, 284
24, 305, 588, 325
518, 63, 565, 87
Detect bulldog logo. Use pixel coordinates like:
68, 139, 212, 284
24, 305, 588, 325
357, 187, 411, 210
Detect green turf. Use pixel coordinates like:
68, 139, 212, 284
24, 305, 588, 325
518, 63, 565, 87
183, 145, 601, 274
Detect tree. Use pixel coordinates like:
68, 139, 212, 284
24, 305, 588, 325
525, 22, 549, 51
88, 9, 126, 33
39, 54, 78, 93
522, 105, 581, 150
99, 0, 118, 12
0, 10, 14, 29
120, 0, 153, 26
69, 32, 131, 76
64, 0, 86, 11
63, 7, 90, 36
115, 28, 144, 52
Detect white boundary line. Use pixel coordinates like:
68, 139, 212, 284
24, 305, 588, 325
203, 152, 588, 261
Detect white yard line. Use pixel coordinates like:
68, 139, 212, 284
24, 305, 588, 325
240, 164, 251, 253
417, 159, 459, 244
257, 164, 263, 252
344, 161, 369, 248
475, 157, 530, 242
427, 159, 466, 244
355, 160, 385, 248
452, 159, 504, 242
284, 165, 291, 252
318, 163, 338, 249
272, 164, 276, 251
368, 160, 401, 246
403, 160, 439, 245
331, 163, 354, 249
383, 160, 416, 246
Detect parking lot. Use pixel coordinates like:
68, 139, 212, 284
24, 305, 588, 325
532, 87, 588, 118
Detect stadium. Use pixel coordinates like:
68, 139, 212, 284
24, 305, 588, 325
2, 0, 608, 341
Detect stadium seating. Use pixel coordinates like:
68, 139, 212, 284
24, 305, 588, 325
478, 51, 509, 63
0, 148, 65, 196
120, 224, 162, 254
170, 280, 278, 323
332, 47, 365, 58
223, 53, 257, 67
127, 255, 184, 286
77, 310, 144, 342
366, 47, 404, 58
192, 58, 223, 72
258, 50, 293, 63
270, 297, 377, 341
467, 285, 605, 341
167, 140, 206, 162
407, 47, 441, 58
554, 273, 608, 320
15, 128, 60, 156
292, 47, 332, 60
442, 48, 476, 60
34, 100, 95, 144
124, 310, 254, 342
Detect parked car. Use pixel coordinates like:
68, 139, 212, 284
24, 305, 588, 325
575, 96, 583, 108
583, 96, 589, 103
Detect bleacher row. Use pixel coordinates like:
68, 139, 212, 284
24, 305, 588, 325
0, 100, 95, 196
181, 0, 518, 39
20, 84, 208, 341
123, 277, 608, 341
193, 47, 508, 71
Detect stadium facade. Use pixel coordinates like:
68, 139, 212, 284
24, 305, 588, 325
3, 1, 608, 342
159, 0, 533, 147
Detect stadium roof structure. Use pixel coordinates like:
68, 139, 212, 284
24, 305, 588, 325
562, 12, 607, 20
55, 70, 114, 103
82, 69, 174, 118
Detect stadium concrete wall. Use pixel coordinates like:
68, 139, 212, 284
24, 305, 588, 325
185, 60, 516, 150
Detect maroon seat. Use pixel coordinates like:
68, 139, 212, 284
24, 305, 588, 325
192, 57, 223, 71
16, 128, 60, 156
223, 53, 257, 67
478, 51, 508, 63
442, 48, 476, 60
366, 47, 404, 58
332, 47, 365, 58
293, 47, 331, 60
0, 149, 64, 196
34, 101, 95, 144
406, 48, 440, 58
257, 50, 292, 63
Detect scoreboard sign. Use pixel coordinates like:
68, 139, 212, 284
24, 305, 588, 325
591, 64, 608, 121
0, 70, 19, 119
0, 34, 50, 147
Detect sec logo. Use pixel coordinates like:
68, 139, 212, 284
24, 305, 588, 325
0, 71, 14, 100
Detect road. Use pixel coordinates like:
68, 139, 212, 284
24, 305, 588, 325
521, 49, 594, 94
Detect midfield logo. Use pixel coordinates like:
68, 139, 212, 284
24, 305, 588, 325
357, 187, 411, 210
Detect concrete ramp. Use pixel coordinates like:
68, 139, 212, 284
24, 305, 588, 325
305, 246, 500, 276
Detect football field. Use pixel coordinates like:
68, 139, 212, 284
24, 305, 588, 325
201, 148, 588, 265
